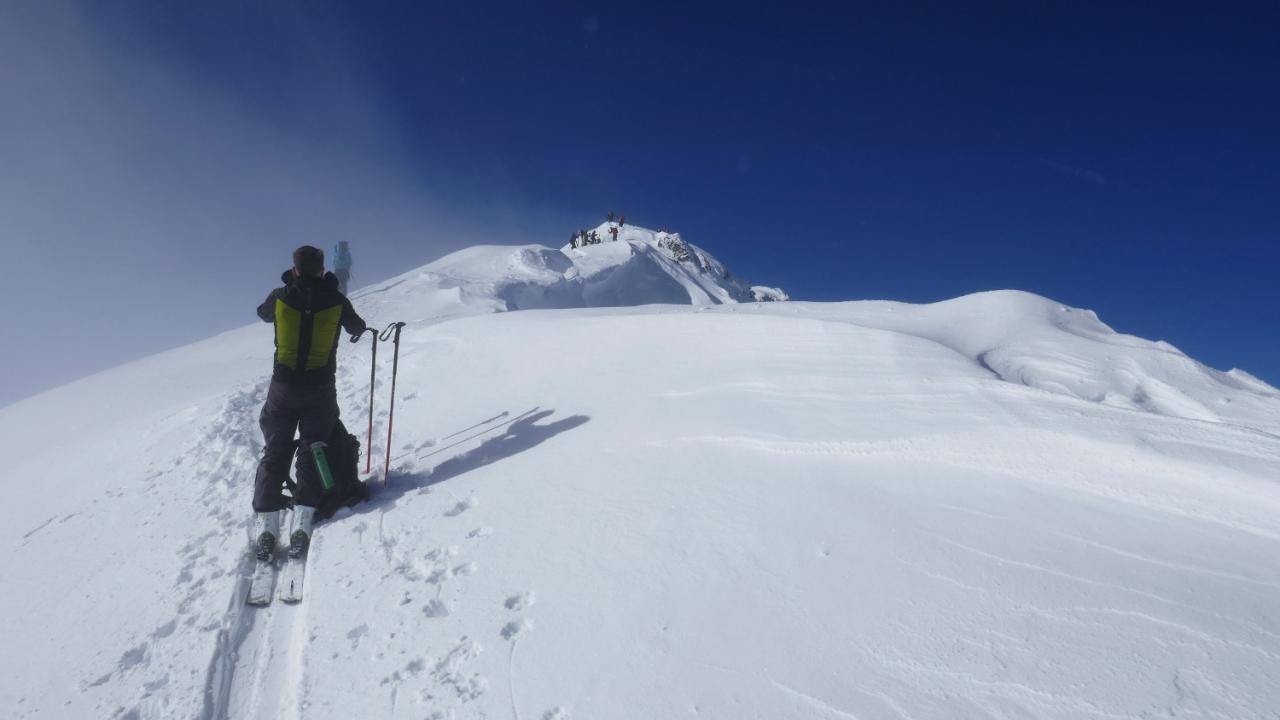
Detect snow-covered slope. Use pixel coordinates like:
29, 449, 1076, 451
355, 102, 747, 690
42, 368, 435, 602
3, 243, 1279, 720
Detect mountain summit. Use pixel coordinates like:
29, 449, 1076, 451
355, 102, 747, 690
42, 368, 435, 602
372, 222, 786, 320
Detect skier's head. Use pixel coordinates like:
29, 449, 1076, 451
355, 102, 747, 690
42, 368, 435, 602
292, 245, 325, 277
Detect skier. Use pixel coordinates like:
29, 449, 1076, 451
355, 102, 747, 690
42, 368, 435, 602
332, 240, 353, 294
253, 246, 367, 562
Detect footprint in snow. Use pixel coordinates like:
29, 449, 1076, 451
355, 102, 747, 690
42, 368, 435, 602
347, 624, 369, 650
424, 547, 459, 563
118, 644, 148, 671
501, 619, 533, 641
504, 592, 536, 611
151, 619, 178, 639
444, 496, 478, 517
431, 637, 487, 701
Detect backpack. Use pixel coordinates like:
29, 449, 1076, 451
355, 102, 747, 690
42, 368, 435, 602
297, 418, 369, 521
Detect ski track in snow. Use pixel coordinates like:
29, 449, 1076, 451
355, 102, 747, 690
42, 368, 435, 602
193, 381, 312, 720
191, 375, 516, 719
772, 681, 862, 720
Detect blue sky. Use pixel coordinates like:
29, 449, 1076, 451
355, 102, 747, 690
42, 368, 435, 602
2, 1, 1277, 406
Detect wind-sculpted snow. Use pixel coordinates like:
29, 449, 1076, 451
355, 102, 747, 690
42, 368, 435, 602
351, 223, 779, 322
1, 243, 1279, 719
791, 290, 1280, 434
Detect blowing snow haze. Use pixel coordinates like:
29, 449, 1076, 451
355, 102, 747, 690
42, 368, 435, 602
0, 2, 469, 407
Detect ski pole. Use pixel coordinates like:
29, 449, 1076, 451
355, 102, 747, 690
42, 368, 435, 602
351, 328, 379, 474
380, 321, 407, 482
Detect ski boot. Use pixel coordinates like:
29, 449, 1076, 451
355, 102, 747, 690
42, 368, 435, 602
253, 511, 280, 562
290, 505, 317, 558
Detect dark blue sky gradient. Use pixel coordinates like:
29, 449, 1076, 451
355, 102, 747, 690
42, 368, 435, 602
5, 1, 1278, 404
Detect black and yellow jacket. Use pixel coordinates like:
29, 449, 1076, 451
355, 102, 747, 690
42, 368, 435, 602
257, 270, 367, 384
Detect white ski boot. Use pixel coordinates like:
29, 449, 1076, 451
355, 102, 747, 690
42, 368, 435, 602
253, 511, 280, 562
290, 505, 316, 558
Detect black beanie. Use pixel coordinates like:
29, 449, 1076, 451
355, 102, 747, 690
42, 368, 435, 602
293, 245, 325, 277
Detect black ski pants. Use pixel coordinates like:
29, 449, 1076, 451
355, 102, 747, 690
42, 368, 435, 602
253, 379, 338, 512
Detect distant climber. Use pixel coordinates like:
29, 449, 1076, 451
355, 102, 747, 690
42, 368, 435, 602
252, 246, 367, 562
569, 232, 579, 249
590, 230, 600, 244
332, 241, 353, 294
619, 215, 626, 227
609, 226, 619, 241
607, 211, 615, 222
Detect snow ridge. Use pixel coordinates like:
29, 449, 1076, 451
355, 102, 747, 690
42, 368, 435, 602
807, 290, 1279, 433
352, 222, 784, 324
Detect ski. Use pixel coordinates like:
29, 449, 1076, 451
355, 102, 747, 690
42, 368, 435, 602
279, 550, 307, 603
246, 555, 278, 606
247, 511, 282, 606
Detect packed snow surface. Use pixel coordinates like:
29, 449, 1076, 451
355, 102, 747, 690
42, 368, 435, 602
2, 229, 1279, 719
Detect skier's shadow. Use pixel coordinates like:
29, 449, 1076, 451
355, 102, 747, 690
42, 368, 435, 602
357, 409, 589, 512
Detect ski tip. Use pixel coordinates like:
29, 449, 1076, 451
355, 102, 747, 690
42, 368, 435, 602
280, 581, 303, 604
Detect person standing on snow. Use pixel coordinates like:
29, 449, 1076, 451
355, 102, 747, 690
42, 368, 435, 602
332, 240, 353, 294
252, 246, 367, 561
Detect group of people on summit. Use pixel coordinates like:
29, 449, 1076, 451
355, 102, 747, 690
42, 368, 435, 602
569, 212, 626, 249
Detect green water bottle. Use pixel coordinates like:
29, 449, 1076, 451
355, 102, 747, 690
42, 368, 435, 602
309, 442, 335, 491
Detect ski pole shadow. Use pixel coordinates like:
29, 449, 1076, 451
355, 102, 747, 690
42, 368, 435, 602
394, 407, 543, 465
352, 409, 590, 514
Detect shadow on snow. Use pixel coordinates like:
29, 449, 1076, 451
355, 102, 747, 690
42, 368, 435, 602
340, 408, 589, 518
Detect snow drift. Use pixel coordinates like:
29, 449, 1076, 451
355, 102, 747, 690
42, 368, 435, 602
2, 227, 1279, 720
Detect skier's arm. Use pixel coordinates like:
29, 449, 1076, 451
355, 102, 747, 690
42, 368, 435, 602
340, 298, 367, 336
257, 290, 280, 323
